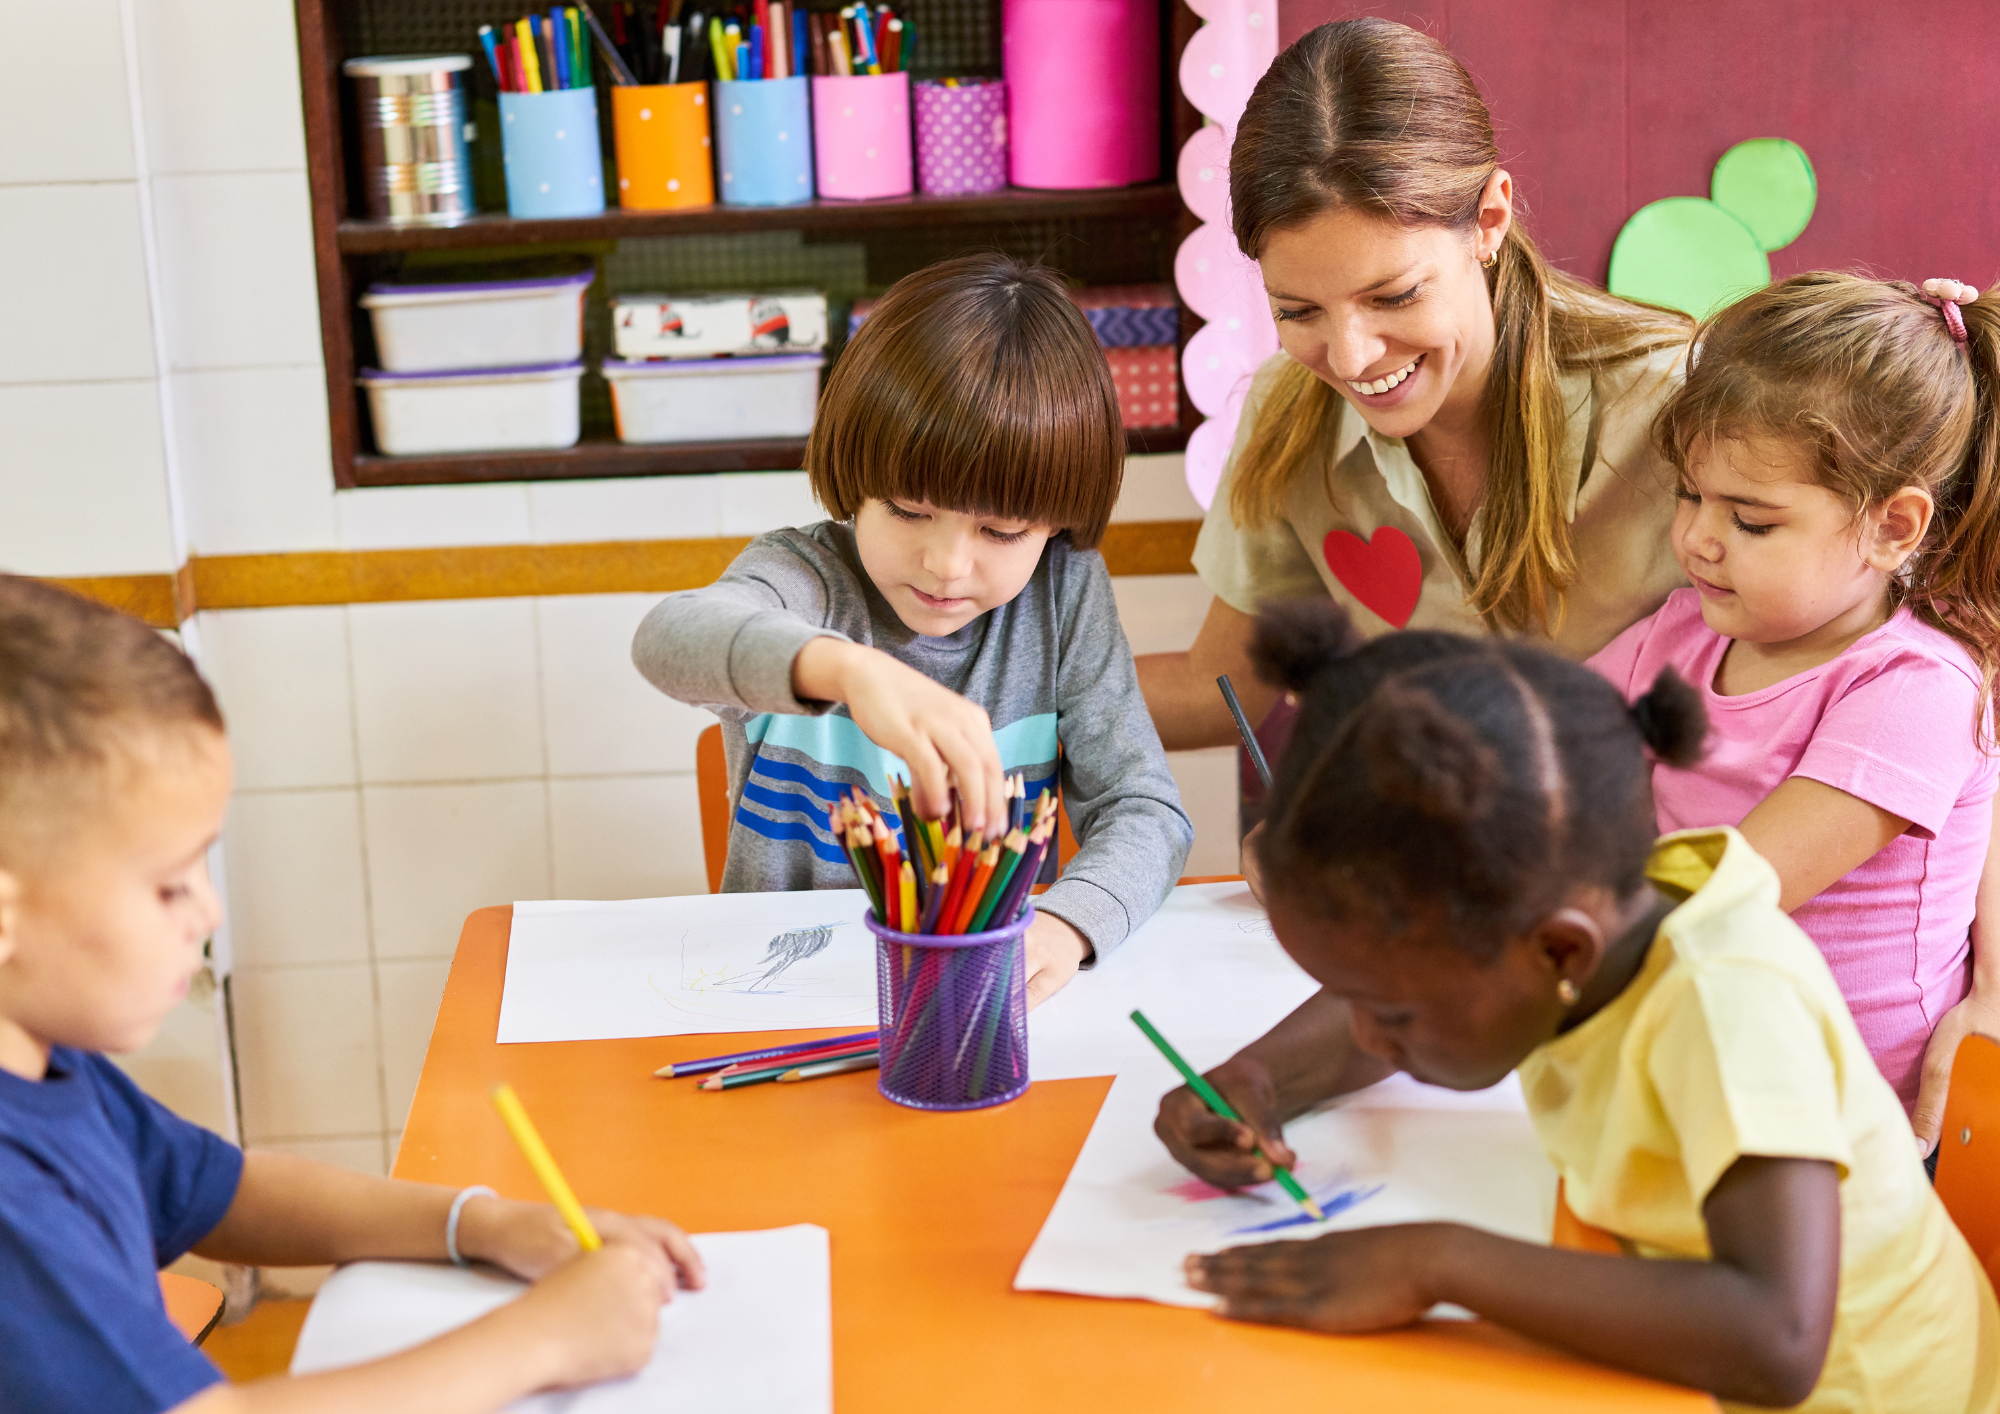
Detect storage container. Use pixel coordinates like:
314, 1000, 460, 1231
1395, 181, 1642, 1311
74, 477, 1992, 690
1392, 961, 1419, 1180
360, 361, 582, 456
612, 83, 714, 209
1003, 0, 1158, 188
603, 354, 824, 443
812, 72, 912, 200
499, 87, 606, 217
914, 78, 1007, 196
343, 55, 473, 225
361, 270, 593, 372
713, 76, 814, 206
611, 290, 828, 359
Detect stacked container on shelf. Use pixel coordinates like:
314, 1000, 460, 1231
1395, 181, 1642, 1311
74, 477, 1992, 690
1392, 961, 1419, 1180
605, 291, 828, 443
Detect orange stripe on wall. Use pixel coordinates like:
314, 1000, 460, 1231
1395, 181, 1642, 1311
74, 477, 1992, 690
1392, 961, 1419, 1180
41, 521, 1202, 626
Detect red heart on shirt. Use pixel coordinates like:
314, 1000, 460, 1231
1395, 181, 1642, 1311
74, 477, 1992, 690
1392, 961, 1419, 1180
1322, 526, 1423, 629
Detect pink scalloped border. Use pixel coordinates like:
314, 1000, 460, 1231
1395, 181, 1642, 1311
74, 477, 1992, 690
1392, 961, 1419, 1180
1175, 0, 1279, 508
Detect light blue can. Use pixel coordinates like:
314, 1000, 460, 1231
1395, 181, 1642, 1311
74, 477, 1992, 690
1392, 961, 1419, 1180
713, 77, 814, 207
499, 88, 606, 218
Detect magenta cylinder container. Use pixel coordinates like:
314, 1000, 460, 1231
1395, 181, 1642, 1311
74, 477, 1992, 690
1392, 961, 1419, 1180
869, 906, 1031, 1111
811, 72, 913, 200
914, 78, 1007, 196
1002, 0, 1159, 189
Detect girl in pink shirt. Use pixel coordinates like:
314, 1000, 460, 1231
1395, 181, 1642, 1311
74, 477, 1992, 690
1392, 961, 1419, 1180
1590, 273, 2000, 1157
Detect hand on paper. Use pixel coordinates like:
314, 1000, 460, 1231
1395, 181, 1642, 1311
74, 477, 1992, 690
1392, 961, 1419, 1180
1025, 911, 1090, 1008
1912, 983, 2000, 1155
504, 1243, 680, 1387
792, 637, 1011, 836
1152, 1058, 1297, 1189
455, 1193, 707, 1292
1185, 1223, 1444, 1333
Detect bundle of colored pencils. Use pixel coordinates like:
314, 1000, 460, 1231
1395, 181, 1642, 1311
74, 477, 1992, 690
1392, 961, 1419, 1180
479, 10, 598, 92
830, 774, 1058, 936
656, 1029, 882, 1090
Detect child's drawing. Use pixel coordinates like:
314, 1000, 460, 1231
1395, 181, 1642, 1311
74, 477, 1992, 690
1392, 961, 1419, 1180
683, 924, 840, 995
653, 918, 875, 1027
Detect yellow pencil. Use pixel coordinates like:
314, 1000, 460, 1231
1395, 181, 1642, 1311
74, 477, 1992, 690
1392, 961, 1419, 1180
491, 1083, 600, 1251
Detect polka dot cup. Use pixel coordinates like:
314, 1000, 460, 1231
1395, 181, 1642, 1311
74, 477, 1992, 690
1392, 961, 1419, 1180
713, 76, 815, 207
611, 83, 713, 210
498, 88, 606, 218
913, 79, 1006, 196
810, 72, 912, 201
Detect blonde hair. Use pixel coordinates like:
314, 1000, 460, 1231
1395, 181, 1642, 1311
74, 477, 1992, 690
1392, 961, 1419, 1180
1225, 18, 1689, 633
1656, 271, 2000, 695
807, 254, 1124, 550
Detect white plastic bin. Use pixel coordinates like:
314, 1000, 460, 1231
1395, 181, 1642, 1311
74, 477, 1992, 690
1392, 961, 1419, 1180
360, 361, 582, 455
603, 354, 824, 444
361, 270, 593, 372
611, 291, 829, 360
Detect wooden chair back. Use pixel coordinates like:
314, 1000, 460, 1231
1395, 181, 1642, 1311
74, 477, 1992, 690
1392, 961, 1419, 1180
1936, 1031, 2000, 1289
696, 724, 730, 893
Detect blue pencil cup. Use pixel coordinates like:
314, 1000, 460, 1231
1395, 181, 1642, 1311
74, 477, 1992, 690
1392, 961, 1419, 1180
714, 77, 813, 207
499, 88, 606, 218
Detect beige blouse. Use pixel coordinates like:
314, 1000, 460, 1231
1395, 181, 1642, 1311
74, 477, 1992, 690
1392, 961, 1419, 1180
1192, 342, 1689, 659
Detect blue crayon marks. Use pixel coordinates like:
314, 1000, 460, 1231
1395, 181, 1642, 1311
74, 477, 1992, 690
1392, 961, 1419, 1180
1229, 1182, 1384, 1235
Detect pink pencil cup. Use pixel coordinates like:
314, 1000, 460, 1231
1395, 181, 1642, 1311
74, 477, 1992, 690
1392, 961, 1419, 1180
1002, 0, 1159, 189
914, 78, 1007, 196
811, 72, 913, 201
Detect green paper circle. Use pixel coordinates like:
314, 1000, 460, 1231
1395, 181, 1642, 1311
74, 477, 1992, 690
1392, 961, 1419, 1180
1711, 138, 1817, 252
1607, 197, 1770, 319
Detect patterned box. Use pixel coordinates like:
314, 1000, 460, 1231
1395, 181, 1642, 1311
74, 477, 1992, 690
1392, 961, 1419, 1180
1074, 284, 1179, 347
914, 78, 1007, 197
1106, 345, 1179, 429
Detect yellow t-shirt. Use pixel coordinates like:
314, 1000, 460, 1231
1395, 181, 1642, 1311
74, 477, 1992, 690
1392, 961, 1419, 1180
1519, 828, 2000, 1414
1192, 340, 1687, 658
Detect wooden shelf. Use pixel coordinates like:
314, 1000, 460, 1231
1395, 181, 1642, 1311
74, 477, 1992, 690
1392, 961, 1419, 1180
350, 425, 1189, 487
338, 183, 1183, 254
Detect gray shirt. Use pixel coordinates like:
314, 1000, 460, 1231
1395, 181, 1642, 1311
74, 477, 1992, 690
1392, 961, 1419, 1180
631, 520, 1192, 957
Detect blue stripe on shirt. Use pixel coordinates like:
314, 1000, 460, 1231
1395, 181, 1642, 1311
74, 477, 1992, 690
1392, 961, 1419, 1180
732, 803, 852, 864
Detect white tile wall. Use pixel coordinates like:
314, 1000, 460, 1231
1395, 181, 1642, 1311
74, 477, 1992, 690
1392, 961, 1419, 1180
528, 476, 725, 544
1167, 747, 1241, 877
537, 593, 711, 776
0, 380, 176, 575
222, 790, 370, 969
0, 0, 136, 185
1111, 574, 1215, 656
256, 1136, 387, 1179
376, 959, 454, 1133
718, 470, 823, 535
198, 605, 357, 789
362, 780, 552, 960
173, 366, 338, 555
0, 183, 158, 384
1112, 453, 1204, 523
349, 598, 546, 783
550, 775, 708, 900
150, 171, 321, 371
337, 483, 536, 551
232, 964, 384, 1142
131, 0, 309, 177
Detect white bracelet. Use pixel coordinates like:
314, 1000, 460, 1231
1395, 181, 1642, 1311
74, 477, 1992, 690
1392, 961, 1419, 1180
446, 1185, 498, 1268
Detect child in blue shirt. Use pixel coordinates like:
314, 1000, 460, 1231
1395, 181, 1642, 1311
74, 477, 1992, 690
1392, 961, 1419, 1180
0, 575, 704, 1414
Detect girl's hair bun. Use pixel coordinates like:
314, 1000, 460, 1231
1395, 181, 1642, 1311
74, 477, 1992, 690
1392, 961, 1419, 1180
1249, 598, 1367, 691
1356, 682, 1500, 823
1631, 667, 1706, 767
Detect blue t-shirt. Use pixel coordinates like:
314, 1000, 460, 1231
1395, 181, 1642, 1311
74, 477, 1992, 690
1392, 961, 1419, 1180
0, 1047, 244, 1413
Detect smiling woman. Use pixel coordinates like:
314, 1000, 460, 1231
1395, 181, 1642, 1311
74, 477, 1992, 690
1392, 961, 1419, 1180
1139, 17, 1695, 753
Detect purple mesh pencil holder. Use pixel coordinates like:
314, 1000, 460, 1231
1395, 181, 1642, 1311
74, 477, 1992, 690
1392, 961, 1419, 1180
869, 906, 1031, 1111
913, 78, 1007, 196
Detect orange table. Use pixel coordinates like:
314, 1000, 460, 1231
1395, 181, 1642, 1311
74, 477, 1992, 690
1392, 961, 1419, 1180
397, 906, 1716, 1412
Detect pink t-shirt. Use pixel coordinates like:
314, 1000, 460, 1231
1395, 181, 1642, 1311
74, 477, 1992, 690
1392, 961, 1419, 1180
1589, 589, 1996, 1112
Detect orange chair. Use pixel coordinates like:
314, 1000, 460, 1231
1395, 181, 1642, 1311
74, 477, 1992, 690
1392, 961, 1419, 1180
696, 724, 730, 893
161, 1271, 225, 1345
1936, 1031, 2000, 1288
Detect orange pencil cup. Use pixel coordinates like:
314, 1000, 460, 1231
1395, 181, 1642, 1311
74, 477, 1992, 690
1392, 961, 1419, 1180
612, 83, 714, 209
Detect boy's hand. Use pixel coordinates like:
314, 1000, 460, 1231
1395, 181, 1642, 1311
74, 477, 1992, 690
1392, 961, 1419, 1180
1185, 1223, 1447, 1333
1025, 912, 1090, 1008
794, 638, 1010, 838
1153, 1058, 1296, 1190
504, 1244, 672, 1388
456, 1195, 705, 1293
1912, 984, 2000, 1156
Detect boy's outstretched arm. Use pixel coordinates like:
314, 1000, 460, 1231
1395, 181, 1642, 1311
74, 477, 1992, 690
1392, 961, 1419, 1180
1189, 1155, 1841, 1407
173, 1242, 667, 1414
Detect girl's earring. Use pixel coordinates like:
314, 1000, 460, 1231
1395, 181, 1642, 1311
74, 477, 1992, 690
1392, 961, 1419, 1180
1556, 978, 1579, 1006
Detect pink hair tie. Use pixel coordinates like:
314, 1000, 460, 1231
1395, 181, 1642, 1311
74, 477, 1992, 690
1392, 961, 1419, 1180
1928, 286, 1969, 345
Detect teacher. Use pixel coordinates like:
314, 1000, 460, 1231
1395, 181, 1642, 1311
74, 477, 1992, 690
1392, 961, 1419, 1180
1140, 17, 1693, 747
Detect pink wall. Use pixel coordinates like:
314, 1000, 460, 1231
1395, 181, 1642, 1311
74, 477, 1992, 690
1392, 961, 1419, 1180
1277, 2, 2000, 287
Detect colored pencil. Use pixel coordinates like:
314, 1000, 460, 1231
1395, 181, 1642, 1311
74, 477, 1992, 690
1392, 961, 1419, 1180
654, 1029, 880, 1078
491, 1083, 602, 1248
517, 18, 544, 91
776, 1052, 881, 1082
1218, 674, 1272, 790
716, 1037, 878, 1077
703, 1049, 879, 1090
1128, 1010, 1324, 1222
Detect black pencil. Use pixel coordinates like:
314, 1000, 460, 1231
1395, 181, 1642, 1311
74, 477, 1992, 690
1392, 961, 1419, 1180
1217, 674, 1272, 790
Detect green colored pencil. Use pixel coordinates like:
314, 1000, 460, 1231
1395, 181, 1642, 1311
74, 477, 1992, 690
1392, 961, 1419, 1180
1129, 1009, 1324, 1221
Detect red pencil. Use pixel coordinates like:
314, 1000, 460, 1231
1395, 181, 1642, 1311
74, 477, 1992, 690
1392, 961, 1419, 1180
714, 1037, 879, 1077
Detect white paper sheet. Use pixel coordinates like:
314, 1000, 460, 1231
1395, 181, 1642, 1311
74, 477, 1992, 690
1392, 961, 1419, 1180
1014, 1053, 1557, 1311
1027, 882, 1318, 1081
499, 892, 878, 1042
291, 1225, 832, 1413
